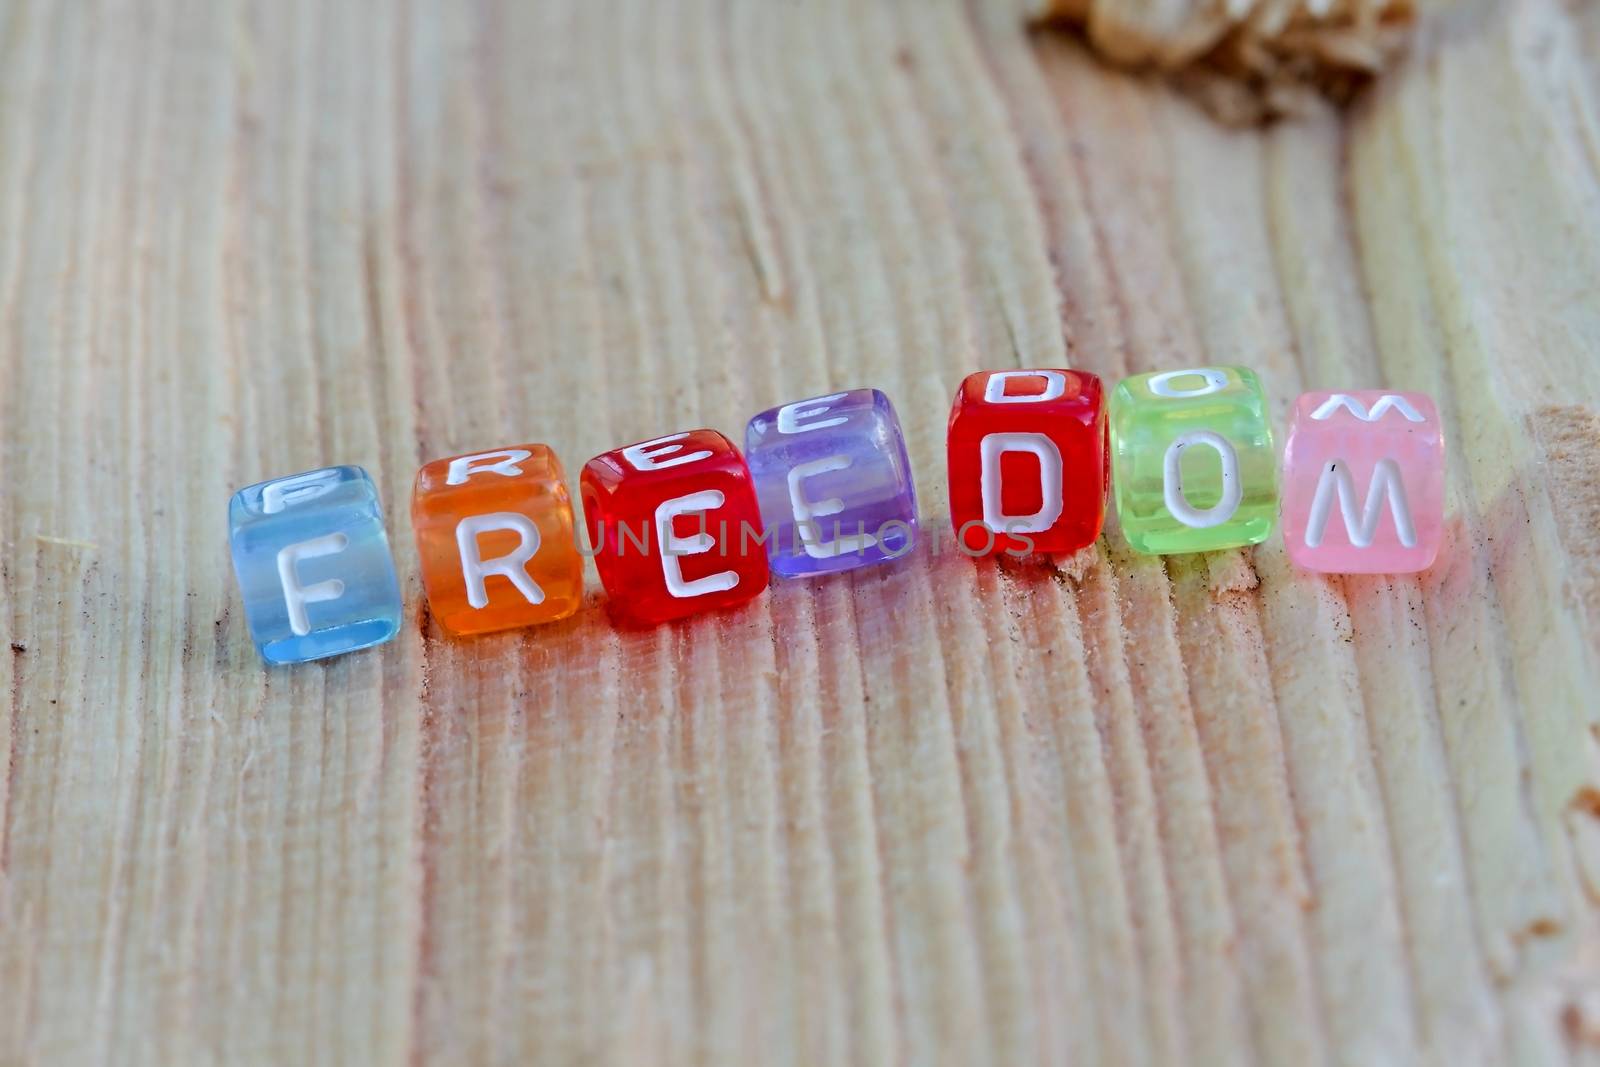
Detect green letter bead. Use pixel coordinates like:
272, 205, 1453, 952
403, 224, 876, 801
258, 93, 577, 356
1110, 366, 1278, 555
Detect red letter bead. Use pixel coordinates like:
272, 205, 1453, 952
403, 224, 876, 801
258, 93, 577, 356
580, 429, 769, 626
946, 369, 1107, 556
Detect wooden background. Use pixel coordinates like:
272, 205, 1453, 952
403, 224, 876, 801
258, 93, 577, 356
3, 0, 1600, 1063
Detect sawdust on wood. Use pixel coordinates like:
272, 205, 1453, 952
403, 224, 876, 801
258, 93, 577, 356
1030, 0, 1417, 124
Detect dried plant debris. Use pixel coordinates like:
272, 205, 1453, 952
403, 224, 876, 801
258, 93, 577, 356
1030, 0, 1417, 124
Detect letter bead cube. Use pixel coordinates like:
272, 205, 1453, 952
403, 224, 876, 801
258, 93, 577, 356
745, 388, 918, 578
412, 445, 585, 635
1110, 366, 1278, 555
580, 429, 769, 626
946, 369, 1107, 556
1280, 391, 1445, 573
228, 465, 403, 664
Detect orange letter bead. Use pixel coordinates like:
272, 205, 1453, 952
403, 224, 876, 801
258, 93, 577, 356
412, 445, 584, 635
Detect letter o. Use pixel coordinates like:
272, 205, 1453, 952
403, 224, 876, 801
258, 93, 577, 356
1162, 431, 1242, 529
1148, 368, 1229, 399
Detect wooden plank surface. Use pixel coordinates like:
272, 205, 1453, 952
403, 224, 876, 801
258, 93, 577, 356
2, 0, 1599, 1063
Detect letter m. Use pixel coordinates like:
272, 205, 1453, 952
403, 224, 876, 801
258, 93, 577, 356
1305, 459, 1417, 549
1310, 394, 1424, 423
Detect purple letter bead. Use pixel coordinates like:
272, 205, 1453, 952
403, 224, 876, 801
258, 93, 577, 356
745, 388, 919, 578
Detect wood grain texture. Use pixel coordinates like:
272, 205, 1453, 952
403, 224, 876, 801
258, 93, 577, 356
2, 0, 1599, 1063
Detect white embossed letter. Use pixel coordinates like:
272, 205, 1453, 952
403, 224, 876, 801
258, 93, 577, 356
456, 512, 545, 608
984, 370, 1066, 404
1162, 431, 1242, 528
1305, 459, 1416, 548
787, 456, 876, 559
777, 394, 849, 434
277, 533, 350, 636
447, 449, 533, 486
656, 490, 737, 598
979, 432, 1063, 534
623, 433, 713, 472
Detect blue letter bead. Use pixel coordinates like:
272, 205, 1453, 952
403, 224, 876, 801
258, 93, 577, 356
745, 388, 919, 578
228, 465, 403, 664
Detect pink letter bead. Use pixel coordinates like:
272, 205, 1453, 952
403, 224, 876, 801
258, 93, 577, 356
1281, 391, 1445, 573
